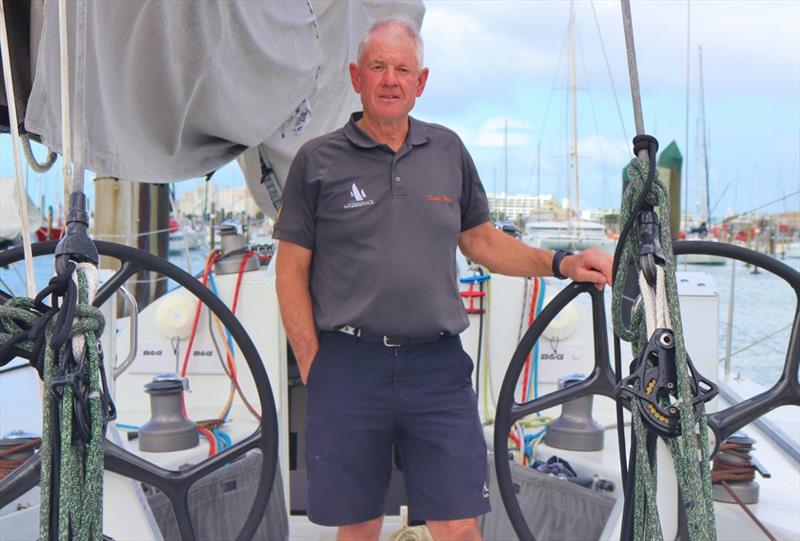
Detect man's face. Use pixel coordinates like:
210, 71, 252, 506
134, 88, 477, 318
349, 27, 429, 124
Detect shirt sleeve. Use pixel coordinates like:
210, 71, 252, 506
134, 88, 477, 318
459, 143, 491, 231
272, 145, 318, 249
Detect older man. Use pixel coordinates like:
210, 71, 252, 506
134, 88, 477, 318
274, 17, 612, 541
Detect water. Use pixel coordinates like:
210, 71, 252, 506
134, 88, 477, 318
2, 245, 798, 392
679, 256, 799, 389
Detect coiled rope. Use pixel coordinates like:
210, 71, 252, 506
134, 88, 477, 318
38, 262, 107, 541
0, 438, 41, 480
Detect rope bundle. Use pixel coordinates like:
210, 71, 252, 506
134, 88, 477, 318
612, 155, 717, 540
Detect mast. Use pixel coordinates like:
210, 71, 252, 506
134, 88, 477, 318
536, 139, 541, 217
683, 0, 691, 235
698, 45, 711, 225
569, 1, 580, 221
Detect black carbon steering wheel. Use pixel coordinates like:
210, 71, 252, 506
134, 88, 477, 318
493, 240, 800, 541
0, 240, 279, 541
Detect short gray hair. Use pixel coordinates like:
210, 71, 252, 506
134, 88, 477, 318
357, 17, 424, 68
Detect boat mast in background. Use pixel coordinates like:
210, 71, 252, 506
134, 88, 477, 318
569, 0, 580, 222
699, 45, 712, 227
683, 0, 691, 271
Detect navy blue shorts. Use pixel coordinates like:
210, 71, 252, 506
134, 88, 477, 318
304, 330, 491, 526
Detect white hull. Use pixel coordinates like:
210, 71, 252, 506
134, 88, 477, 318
523, 220, 616, 255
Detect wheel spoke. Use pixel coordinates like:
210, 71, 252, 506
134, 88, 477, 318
0, 240, 279, 541
493, 241, 800, 541
0, 452, 41, 508
93, 260, 142, 307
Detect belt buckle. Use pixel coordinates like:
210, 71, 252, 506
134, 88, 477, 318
383, 336, 401, 347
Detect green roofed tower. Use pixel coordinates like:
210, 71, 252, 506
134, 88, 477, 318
622, 140, 683, 239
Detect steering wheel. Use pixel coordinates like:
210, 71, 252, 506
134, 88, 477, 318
493, 240, 800, 541
0, 240, 279, 541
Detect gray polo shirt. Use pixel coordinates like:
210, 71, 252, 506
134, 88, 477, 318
273, 113, 490, 336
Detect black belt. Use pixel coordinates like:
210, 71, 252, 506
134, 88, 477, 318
336, 325, 446, 347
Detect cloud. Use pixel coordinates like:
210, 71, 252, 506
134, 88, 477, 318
473, 117, 536, 148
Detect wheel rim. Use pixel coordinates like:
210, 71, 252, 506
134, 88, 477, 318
493, 241, 800, 541
0, 240, 279, 541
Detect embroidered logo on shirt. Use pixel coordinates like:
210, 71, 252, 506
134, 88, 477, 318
425, 194, 454, 204
344, 183, 375, 209
482, 481, 490, 498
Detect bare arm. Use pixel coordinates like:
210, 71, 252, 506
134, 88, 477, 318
275, 240, 317, 384
458, 222, 613, 289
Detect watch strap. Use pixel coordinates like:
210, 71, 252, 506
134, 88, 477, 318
552, 249, 573, 280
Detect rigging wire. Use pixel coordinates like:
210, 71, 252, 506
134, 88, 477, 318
719, 190, 800, 225
576, 30, 612, 209
589, 0, 630, 149
719, 323, 792, 361
524, 16, 572, 197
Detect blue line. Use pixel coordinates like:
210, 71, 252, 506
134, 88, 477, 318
217, 430, 232, 449
533, 279, 547, 402
115, 422, 140, 431
211, 428, 224, 451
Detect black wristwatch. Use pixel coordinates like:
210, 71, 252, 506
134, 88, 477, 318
551, 249, 573, 280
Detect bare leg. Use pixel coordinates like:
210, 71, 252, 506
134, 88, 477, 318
426, 517, 482, 541
337, 516, 384, 541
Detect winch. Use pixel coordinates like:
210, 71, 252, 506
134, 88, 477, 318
138, 375, 198, 453
214, 221, 260, 275
543, 374, 604, 451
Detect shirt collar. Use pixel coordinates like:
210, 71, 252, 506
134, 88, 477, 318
343, 112, 430, 149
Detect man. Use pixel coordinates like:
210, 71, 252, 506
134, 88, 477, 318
274, 18, 612, 541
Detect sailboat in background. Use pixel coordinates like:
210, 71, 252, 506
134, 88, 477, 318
682, 46, 726, 265
521, 1, 614, 255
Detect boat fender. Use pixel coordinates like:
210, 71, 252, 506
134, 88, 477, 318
540, 292, 578, 341
154, 291, 196, 340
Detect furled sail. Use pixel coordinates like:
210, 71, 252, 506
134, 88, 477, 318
4, 0, 424, 217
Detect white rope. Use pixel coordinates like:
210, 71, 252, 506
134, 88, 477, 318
0, 2, 37, 297
638, 271, 657, 335
639, 266, 672, 336
70, 262, 98, 362
655, 266, 672, 330
58, 0, 73, 203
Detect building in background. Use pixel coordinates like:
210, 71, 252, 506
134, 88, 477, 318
486, 193, 569, 222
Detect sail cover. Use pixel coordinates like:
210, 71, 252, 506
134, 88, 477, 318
13, 0, 424, 217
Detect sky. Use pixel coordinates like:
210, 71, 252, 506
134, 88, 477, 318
1, 0, 798, 220
411, 0, 800, 218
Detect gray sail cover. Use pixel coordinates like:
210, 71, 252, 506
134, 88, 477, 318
23, 0, 424, 217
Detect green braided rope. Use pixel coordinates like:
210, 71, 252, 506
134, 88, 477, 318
612, 157, 717, 540
32, 268, 106, 541
631, 404, 662, 540
0, 298, 41, 355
